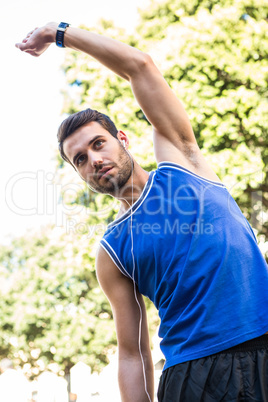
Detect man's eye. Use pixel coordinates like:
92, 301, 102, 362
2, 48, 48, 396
77, 155, 85, 165
95, 140, 104, 148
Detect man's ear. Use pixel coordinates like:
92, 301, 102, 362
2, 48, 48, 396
117, 130, 129, 149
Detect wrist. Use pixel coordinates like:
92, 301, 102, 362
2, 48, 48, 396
44, 22, 59, 43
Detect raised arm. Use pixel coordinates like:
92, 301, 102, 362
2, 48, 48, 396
16, 22, 220, 180
96, 245, 154, 402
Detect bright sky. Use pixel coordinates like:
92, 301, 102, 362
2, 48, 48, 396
0, 0, 148, 243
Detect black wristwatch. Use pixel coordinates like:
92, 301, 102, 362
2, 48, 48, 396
56, 22, 70, 48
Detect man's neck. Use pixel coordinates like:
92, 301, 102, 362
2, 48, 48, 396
116, 161, 150, 216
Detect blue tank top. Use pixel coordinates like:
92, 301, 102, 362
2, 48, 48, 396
100, 162, 268, 370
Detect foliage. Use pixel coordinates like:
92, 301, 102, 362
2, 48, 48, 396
0, 225, 116, 378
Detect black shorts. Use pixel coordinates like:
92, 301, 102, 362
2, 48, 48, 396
157, 334, 268, 402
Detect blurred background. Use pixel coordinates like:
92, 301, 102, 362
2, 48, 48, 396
0, 0, 267, 400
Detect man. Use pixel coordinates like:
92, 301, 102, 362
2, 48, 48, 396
16, 22, 268, 401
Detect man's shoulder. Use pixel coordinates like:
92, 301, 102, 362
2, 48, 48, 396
156, 160, 223, 185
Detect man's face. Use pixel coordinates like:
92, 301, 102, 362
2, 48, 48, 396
63, 121, 132, 196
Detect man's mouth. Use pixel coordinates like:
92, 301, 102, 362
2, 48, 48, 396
97, 167, 113, 181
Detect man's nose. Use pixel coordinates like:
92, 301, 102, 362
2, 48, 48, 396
90, 150, 103, 168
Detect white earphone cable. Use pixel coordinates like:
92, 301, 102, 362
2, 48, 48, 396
119, 149, 152, 402
89, 141, 152, 400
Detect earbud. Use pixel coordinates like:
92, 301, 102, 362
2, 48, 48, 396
122, 140, 126, 149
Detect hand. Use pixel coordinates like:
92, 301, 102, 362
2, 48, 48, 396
15, 22, 58, 57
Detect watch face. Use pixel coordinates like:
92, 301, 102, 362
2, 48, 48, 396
59, 22, 69, 29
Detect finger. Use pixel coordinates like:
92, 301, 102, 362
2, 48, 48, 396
14, 44, 38, 56
26, 27, 38, 36
15, 28, 38, 47
15, 42, 30, 51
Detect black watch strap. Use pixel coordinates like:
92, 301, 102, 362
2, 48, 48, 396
56, 22, 70, 48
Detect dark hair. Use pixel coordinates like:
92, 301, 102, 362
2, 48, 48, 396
57, 108, 118, 164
